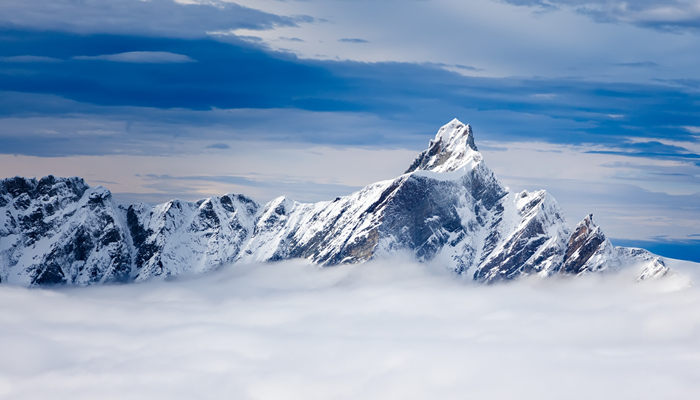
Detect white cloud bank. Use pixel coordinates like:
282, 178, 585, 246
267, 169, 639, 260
1, 257, 699, 399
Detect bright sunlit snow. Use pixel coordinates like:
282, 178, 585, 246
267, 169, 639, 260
1, 257, 699, 399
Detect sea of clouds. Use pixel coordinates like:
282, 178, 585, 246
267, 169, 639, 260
1, 256, 699, 399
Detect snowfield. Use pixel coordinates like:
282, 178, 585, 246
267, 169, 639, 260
1, 257, 699, 400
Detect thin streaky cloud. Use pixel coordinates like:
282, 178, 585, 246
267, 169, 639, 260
338, 38, 369, 43
502, 0, 700, 32
0, 55, 62, 63
73, 51, 196, 63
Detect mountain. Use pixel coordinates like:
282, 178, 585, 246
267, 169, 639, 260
0, 119, 669, 286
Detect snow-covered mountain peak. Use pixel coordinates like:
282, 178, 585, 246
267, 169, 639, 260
405, 118, 481, 174
435, 118, 477, 149
0, 119, 677, 286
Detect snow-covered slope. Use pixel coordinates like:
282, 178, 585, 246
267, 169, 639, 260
125, 194, 258, 281
0, 177, 258, 285
0, 176, 131, 285
0, 119, 674, 286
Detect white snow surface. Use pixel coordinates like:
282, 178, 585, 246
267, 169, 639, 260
419, 118, 482, 173
0, 181, 131, 285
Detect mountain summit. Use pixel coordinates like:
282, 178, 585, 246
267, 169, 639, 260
0, 119, 669, 286
406, 118, 479, 173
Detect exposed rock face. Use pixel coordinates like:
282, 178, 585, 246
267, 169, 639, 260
0, 176, 131, 285
473, 190, 569, 282
125, 194, 258, 281
562, 214, 611, 274
1, 178, 257, 285
561, 214, 668, 279
0, 118, 669, 286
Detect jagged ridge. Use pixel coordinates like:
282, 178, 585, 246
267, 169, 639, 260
0, 119, 668, 286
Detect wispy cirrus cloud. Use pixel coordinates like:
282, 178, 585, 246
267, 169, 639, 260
0, 0, 312, 37
586, 140, 700, 164
338, 38, 369, 43
614, 61, 659, 68
73, 51, 195, 63
0, 55, 61, 63
502, 0, 700, 32
205, 143, 230, 150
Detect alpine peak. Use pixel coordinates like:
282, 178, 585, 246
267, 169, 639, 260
435, 118, 477, 151
0, 120, 672, 287
405, 118, 481, 173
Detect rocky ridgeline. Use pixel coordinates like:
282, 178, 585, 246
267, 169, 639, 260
0, 119, 668, 286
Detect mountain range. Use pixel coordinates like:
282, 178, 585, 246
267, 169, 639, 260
0, 119, 670, 286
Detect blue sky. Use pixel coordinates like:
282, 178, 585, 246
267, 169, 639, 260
0, 0, 698, 261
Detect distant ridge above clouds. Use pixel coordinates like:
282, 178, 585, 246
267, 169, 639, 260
0, 120, 672, 286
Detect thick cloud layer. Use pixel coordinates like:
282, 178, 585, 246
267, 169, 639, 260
1, 258, 699, 399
